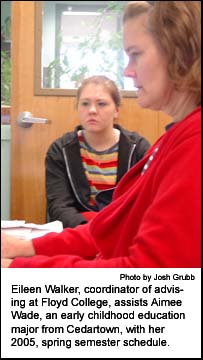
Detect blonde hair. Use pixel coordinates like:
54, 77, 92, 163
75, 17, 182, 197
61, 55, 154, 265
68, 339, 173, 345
123, 1, 201, 104
76, 75, 121, 108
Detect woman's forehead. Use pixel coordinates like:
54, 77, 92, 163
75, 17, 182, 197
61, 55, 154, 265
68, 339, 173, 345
123, 14, 150, 48
79, 84, 111, 98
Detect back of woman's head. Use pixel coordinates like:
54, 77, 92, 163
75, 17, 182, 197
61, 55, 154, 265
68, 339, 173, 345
76, 76, 121, 107
123, 1, 201, 104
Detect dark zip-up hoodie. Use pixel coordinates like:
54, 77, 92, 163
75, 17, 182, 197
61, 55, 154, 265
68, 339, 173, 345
45, 124, 150, 228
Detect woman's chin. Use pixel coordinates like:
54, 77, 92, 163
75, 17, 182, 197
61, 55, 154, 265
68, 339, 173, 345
137, 97, 149, 109
137, 97, 159, 111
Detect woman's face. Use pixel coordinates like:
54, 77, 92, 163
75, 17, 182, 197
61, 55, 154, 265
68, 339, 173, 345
77, 84, 119, 133
123, 14, 174, 111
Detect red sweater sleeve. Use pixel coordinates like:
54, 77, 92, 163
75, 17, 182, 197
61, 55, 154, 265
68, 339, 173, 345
81, 211, 98, 222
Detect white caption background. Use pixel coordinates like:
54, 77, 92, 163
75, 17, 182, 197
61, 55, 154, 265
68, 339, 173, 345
1, 268, 201, 358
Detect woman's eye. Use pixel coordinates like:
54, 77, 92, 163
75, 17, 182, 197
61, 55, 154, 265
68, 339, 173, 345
97, 102, 107, 107
81, 101, 89, 106
130, 52, 140, 61
79, 101, 107, 107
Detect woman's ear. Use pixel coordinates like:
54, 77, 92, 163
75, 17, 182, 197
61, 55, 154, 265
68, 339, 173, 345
114, 107, 119, 119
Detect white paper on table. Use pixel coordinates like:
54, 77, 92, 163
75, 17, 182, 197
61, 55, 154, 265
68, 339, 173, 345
1, 220, 63, 240
1, 220, 26, 228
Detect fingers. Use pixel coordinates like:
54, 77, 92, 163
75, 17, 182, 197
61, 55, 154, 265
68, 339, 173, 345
1, 258, 12, 268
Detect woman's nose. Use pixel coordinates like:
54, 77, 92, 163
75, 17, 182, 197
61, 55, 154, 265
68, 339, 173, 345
89, 104, 97, 112
123, 63, 136, 78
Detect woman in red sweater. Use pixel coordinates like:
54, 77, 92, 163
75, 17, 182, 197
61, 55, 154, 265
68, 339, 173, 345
1, 1, 201, 268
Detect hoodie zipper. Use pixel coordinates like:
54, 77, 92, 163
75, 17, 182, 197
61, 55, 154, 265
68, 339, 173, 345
128, 143, 136, 169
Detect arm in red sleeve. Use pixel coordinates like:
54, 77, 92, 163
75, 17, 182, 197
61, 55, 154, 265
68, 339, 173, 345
33, 222, 97, 259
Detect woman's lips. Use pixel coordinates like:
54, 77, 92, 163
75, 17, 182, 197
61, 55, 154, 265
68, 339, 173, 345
135, 87, 143, 94
87, 119, 97, 124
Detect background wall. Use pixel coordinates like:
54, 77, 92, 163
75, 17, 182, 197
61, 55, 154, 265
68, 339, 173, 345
1, 125, 10, 219
1, 1, 11, 220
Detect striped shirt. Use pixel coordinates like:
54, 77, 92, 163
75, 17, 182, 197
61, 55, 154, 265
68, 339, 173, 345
78, 130, 119, 207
